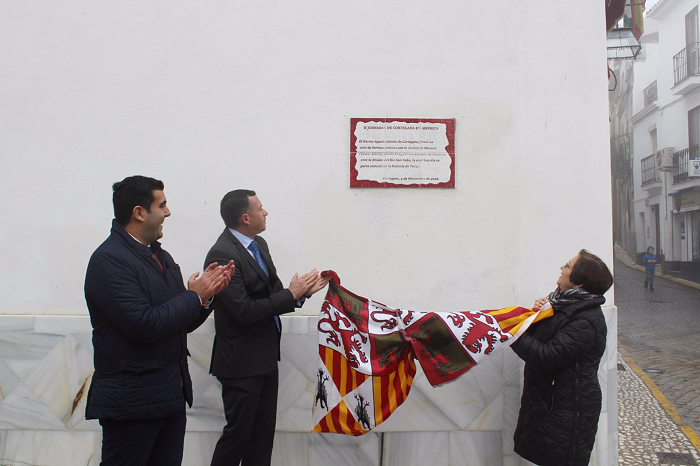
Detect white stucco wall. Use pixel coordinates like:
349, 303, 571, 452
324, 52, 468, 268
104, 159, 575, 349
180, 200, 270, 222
633, 0, 700, 259
0, 2, 618, 465
1, 1, 613, 316
631, 28, 660, 116
654, 0, 700, 98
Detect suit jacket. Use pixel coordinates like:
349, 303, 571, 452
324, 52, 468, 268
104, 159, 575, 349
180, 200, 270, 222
85, 220, 207, 420
205, 228, 296, 377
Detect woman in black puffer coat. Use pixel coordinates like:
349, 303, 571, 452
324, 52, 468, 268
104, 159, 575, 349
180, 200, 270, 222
511, 249, 614, 466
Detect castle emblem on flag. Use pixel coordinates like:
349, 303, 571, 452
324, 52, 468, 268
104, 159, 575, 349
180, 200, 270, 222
315, 369, 329, 411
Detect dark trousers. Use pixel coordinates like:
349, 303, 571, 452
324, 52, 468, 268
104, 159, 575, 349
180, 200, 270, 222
210, 368, 279, 466
645, 268, 655, 289
99, 412, 187, 466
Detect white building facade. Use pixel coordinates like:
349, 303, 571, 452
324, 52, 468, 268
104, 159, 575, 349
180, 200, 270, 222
632, 0, 700, 281
0, 1, 617, 465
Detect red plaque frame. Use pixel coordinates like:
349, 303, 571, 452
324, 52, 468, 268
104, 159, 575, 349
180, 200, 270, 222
350, 118, 455, 188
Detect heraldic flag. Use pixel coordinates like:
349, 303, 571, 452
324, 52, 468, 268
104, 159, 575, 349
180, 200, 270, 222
311, 271, 554, 436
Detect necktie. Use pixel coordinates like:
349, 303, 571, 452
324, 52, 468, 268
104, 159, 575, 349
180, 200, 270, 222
248, 240, 281, 332
248, 240, 269, 276
152, 254, 163, 274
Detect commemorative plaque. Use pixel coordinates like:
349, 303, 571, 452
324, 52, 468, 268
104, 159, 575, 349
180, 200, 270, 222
350, 118, 455, 188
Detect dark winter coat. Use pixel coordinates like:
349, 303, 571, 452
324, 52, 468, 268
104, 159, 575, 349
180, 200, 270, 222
511, 296, 607, 466
84, 220, 210, 420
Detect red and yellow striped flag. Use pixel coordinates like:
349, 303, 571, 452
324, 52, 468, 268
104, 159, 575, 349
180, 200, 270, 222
311, 272, 553, 435
631, 0, 645, 41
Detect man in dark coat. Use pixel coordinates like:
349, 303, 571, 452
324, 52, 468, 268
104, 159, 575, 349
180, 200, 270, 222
84, 175, 233, 465
205, 189, 329, 466
511, 250, 613, 466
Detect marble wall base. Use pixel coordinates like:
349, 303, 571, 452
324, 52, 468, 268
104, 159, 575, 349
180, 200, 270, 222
0, 310, 617, 466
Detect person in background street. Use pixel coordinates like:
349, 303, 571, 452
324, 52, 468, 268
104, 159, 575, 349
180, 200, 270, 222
643, 246, 658, 290
511, 249, 614, 466
84, 175, 234, 465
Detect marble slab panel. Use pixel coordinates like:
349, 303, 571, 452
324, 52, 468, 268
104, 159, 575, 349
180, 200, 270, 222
382, 432, 449, 466
449, 431, 503, 466
0, 358, 21, 403
282, 314, 314, 335
593, 411, 609, 466
467, 389, 505, 431
0, 332, 64, 380
0, 315, 34, 332
280, 332, 319, 386
308, 432, 381, 466
271, 432, 310, 466
0, 382, 67, 430
71, 333, 95, 355
186, 333, 216, 376
182, 432, 219, 466
0, 311, 617, 466
33, 315, 93, 334
69, 414, 100, 432
276, 352, 316, 432
414, 353, 504, 430
185, 361, 225, 432
503, 454, 524, 466
22, 334, 94, 429
503, 384, 521, 456
276, 386, 316, 432
0, 430, 101, 466
307, 314, 321, 333
375, 366, 461, 432
192, 316, 216, 334
502, 348, 524, 388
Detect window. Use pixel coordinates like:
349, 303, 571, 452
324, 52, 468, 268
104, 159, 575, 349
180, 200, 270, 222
644, 81, 657, 107
687, 7, 699, 47
641, 155, 658, 184
687, 8, 699, 78
692, 211, 700, 261
690, 105, 700, 159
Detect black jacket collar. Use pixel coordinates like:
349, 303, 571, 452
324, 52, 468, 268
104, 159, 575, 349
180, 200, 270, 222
111, 219, 164, 255
560, 295, 606, 318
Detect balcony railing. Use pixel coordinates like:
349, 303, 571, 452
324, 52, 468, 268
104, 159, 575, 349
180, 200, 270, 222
674, 43, 700, 86
643, 81, 657, 107
673, 146, 700, 183
641, 154, 659, 185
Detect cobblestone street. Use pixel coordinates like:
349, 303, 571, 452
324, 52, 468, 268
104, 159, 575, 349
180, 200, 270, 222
615, 253, 700, 464
618, 352, 700, 465
615, 258, 700, 433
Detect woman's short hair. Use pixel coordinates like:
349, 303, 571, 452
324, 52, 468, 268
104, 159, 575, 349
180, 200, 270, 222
570, 249, 614, 295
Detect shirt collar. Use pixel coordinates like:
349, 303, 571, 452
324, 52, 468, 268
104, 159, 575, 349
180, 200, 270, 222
229, 228, 253, 250
111, 219, 159, 252
128, 232, 150, 247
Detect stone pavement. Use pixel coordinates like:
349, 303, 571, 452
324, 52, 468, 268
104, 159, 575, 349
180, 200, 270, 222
615, 246, 700, 465
618, 350, 700, 465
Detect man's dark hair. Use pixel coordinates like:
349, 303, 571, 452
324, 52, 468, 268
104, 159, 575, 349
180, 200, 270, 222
570, 249, 614, 295
220, 189, 256, 228
112, 176, 164, 226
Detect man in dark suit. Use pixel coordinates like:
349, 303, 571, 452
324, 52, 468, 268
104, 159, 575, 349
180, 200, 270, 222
205, 189, 329, 466
85, 175, 233, 465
